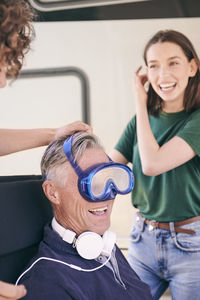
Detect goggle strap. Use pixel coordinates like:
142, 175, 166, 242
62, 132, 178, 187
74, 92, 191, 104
107, 155, 113, 162
63, 135, 83, 177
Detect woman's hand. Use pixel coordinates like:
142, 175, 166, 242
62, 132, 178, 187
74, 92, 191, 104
54, 120, 92, 140
0, 281, 26, 300
133, 66, 149, 108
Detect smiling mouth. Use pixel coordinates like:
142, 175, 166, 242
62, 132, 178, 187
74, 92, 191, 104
159, 82, 176, 91
88, 206, 108, 216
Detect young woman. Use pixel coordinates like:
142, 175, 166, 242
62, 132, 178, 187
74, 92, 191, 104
111, 30, 200, 300
0, 1, 90, 299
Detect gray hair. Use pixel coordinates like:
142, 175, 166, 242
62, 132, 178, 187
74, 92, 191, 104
41, 131, 103, 186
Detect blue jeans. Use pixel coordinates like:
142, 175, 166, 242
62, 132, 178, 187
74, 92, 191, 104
128, 213, 200, 300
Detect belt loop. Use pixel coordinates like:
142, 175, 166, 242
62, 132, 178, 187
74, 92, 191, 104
169, 222, 176, 237
136, 212, 145, 232
140, 216, 145, 232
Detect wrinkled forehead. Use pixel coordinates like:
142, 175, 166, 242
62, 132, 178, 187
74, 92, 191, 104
77, 148, 109, 171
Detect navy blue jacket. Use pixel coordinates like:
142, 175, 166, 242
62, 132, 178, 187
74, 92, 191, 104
20, 224, 152, 299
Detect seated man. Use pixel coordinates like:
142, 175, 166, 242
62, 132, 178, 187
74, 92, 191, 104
17, 132, 152, 300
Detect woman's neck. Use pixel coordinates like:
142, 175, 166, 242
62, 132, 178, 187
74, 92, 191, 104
162, 99, 184, 113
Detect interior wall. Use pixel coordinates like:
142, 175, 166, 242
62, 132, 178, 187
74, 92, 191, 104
0, 17, 199, 240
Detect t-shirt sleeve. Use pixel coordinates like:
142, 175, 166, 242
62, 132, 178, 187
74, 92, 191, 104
114, 116, 136, 163
177, 109, 200, 156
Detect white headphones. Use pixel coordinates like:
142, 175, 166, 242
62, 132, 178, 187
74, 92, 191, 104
52, 218, 116, 260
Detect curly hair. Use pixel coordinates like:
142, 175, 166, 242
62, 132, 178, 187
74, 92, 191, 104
0, 0, 35, 78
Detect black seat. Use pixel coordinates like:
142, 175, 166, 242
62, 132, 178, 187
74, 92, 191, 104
0, 175, 53, 283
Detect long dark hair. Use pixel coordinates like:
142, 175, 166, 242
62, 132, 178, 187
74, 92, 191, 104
143, 30, 200, 115
0, 0, 35, 78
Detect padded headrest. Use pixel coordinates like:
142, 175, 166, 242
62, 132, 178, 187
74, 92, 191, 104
0, 175, 53, 256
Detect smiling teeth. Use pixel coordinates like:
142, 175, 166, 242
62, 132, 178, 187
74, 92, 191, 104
160, 83, 175, 89
89, 206, 107, 212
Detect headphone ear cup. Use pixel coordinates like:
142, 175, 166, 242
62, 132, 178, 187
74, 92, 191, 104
101, 230, 116, 256
76, 232, 103, 260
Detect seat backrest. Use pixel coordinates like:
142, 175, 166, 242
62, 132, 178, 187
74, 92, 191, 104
0, 175, 53, 283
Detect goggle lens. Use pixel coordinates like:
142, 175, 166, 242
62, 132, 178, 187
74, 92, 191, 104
91, 166, 130, 197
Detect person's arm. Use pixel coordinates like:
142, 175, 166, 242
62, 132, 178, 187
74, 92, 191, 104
0, 281, 26, 300
0, 121, 91, 156
110, 117, 136, 165
110, 149, 128, 164
133, 67, 196, 176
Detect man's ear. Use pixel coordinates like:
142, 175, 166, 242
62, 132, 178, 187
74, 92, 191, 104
189, 58, 198, 77
42, 181, 60, 205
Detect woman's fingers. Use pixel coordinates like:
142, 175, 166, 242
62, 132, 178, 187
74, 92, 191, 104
0, 281, 26, 299
133, 66, 148, 105
55, 121, 93, 140
141, 74, 148, 86
136, 66, 143, 74
135, 66, 148, 86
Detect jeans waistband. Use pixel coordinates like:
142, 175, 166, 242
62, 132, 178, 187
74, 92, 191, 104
137, 212, 199, 235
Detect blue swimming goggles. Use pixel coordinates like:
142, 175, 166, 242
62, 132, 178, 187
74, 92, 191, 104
63, 135, 134, 202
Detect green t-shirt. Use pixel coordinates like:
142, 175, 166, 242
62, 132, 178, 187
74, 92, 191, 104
115, 109, 200, 222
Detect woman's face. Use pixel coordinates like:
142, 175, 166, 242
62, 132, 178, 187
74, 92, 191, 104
0, 66, 6, 88
146, 41, 197, 111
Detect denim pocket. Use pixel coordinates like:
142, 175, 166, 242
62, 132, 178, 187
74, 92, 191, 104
172, 223, 200, 252
130, 219, 143, 243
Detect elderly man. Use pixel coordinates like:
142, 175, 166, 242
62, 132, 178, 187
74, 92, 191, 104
17, 132, 152, 300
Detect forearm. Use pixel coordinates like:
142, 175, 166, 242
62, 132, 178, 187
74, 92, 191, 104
109, 149, 128, 164
0, 121, 92, 156
136, 103, 160, 175
0, 128, 55, 156
136, 104, 196, 176
133, 67, 160, 174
